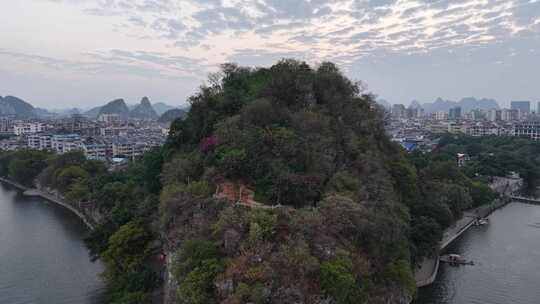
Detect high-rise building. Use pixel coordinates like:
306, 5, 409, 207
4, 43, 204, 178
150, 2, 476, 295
511, 101, 531, 119
501, 109, 519, 121
391, 104, 407, 119
537, 102, 540, 114
487, 109, 502, 121
448, 106, 461, 120
470, 109, 485, 121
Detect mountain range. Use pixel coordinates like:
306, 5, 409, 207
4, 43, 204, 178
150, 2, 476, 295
0, 94, 182, 121
89, 97, 176, 120
0, 95, 37, 118
417, 97, 499, 113
97, 98, 130, 119
129, 97, 159, 120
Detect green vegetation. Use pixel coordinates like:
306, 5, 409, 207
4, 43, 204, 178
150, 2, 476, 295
173, 240, 224, 304
0, 149, 162, 303
320, 256, 364, 303
436, 134, 540, 192
162, 60, 414, 303
0, 149, 50, 187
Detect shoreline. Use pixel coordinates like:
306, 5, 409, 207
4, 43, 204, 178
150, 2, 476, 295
414, 197, 510, 288
0, 177, 95, 230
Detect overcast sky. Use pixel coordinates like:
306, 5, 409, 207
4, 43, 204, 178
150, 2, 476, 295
0, 0, 539, 109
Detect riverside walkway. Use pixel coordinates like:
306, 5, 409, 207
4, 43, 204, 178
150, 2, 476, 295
0, 178, 94, 230
414, 198, 509, 287
511, 196, 540, 205
23, 188, 95, 230
414, 210, 479, 286
415, 177, 522, 288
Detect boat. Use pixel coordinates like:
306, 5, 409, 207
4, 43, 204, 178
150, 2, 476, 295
440, 254, 474, 266
474, 218, 489, 226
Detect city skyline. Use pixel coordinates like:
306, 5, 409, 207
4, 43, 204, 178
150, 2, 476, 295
1, 0, 539, 109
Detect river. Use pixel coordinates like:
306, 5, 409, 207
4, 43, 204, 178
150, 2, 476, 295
0, 183, 105, 304
416, 202, 540, 304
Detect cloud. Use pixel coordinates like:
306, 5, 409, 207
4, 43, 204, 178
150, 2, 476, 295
226, 49, 312, 66
0, 48, 204, 81
20, 0, 540, 73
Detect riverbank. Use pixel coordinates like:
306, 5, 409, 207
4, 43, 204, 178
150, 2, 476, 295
415, 203, 540, 304
0, 177, 95, 230
414, 196, 510, 287
0, 181, 105, 304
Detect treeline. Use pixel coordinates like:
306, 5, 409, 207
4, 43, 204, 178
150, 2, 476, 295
395, 133, 540, 263
391, 151, 498, 262
435, 134, 540, 192
0, 149, 164, 303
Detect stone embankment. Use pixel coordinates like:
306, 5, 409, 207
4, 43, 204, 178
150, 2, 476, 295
414, 175, 522, 288
414, 197, 510, 287
0, 177, 95, 230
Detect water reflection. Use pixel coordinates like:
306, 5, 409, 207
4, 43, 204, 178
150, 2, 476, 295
0, 183, 105, 304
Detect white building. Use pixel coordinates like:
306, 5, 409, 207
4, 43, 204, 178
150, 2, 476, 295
514, 121, 540, 140
82, 139, 108, 161
100, 126, 132, 137
13, 122, 45, 136
97, 113, 121, 123
27, 134, 53, 150
51, 134, 82, 154
466, 123, 499, 137
112, 138, 152, 160
434, 111, 447, 120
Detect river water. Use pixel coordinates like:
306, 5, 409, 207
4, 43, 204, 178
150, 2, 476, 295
0, 183, 105, 304
416, 202, 540, 304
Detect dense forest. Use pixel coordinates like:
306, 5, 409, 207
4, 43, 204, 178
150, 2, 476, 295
0, 60, 536, 304
431, 134, 540, 192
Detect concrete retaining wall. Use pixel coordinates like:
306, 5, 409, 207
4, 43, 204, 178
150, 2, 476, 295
0, 178, 95, 230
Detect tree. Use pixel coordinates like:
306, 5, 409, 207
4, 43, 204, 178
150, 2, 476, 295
56, 166, 89, 193
174, 240, 224, 304
320, 256, 363, 304
410, 216, 442, 261
102, 221, 153, 278
7, 150, 49, 186
470, 181, 497, 207
140, 148, 164, 194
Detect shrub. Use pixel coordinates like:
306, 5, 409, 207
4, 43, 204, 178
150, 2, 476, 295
248, 209, 277, 243
320, 256, 362, 304
185, 181, 214, 198
174, 240, 224, 304
382, 259, 416, 297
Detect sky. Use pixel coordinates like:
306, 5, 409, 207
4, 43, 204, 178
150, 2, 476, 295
0, 0, 539, 109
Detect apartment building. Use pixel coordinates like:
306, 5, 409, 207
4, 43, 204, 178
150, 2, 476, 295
13, 122, 45, 136
81, 138, 108, 160
51, 134, 82, 154
514, 121, 540, 140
